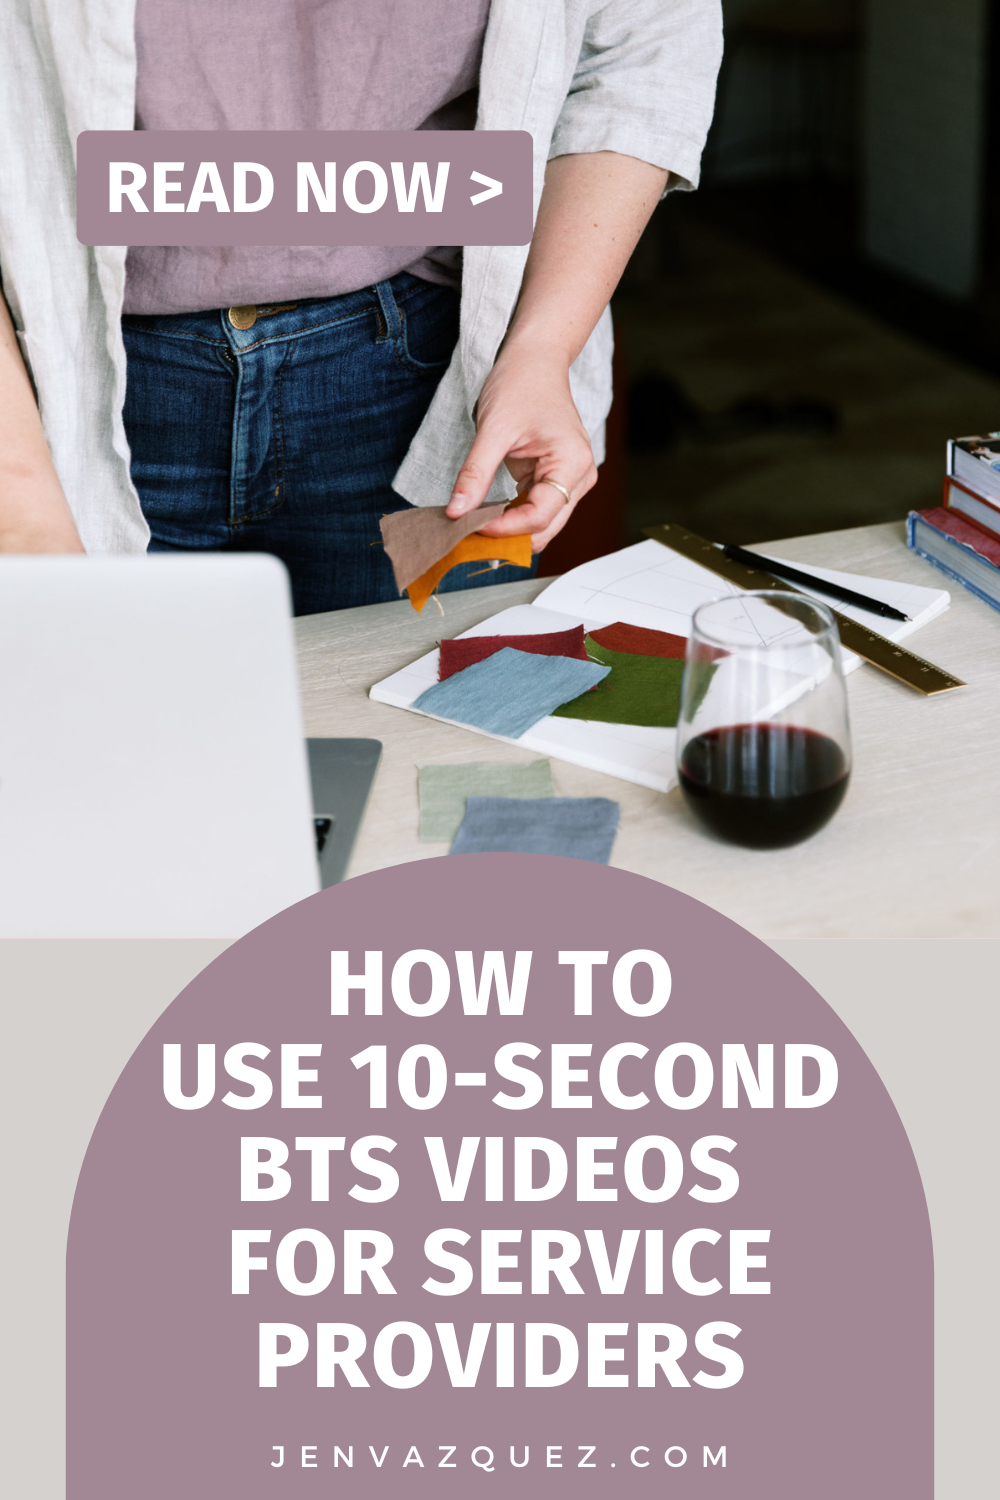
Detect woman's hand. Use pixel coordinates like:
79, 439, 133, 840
0, 294, 85, 554
446, 151, 669, 551
445, 339, 598, 552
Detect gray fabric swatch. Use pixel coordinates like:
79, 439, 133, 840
418, 759, 555, 842
449, 796, 621, 863
412, 647, 610, 739
380, 502, 509, 593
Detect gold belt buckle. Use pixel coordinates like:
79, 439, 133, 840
228, 302, 298, 330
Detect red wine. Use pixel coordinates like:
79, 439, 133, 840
679, 724, 849, 848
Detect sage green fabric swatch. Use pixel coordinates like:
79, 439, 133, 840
418, 759, 555, 842
551, 638, 686, 728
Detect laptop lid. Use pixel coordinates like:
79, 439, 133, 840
0, 554, 320, 937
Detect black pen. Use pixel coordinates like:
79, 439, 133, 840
722, 544, 911, 623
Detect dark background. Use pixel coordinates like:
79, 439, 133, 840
541, 0, 1000, 572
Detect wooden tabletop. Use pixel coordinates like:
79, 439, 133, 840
295, 522, 1000, 939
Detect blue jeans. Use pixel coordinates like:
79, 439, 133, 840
121, 272, 534, 615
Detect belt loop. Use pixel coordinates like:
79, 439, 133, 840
373, 279, 402, 342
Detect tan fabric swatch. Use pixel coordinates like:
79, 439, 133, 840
380, 503, 509, 593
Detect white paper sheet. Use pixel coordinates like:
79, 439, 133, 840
369, 541, 951, 794
535, 539, 951, 666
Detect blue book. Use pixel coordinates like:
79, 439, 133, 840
907, 506, 1000, 614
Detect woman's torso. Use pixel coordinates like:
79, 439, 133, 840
123, 0, 491, 314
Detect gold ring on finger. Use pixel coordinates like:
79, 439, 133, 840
537, 478, 572, 505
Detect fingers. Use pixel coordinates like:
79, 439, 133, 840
446, 426, 513, 518
525, 460, 599, 552
477, 458, 599, 537
481, 487, 576, 552
529, 501, 578, 553
475, 487, 566, 538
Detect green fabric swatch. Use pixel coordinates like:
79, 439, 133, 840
551, 639, 686, 728
682, 659, 719, 723
417, 759, 555, 842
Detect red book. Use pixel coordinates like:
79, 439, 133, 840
942, 475, 1000, 541
917, 505, 1000, 564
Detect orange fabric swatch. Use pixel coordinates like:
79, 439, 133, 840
406, 532, 533, 612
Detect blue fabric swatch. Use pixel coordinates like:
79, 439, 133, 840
449, 796, 621, 864
412, 647, 610, 740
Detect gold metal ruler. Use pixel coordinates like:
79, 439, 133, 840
642, 522, 965, 696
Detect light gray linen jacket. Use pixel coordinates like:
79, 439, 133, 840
0, 0, 722, 553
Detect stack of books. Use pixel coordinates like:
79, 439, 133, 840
907, 435, 1000, 612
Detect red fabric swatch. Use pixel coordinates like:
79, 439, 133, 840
589, 621, 689, 659
438, 625, 589, 681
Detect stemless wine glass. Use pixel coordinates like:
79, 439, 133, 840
676, 592, 852, 849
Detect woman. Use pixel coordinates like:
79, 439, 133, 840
0, 1, 723, 613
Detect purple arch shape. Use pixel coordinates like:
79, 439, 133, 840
68, 856, 932, 1497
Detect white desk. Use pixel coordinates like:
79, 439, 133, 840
295, 522, 1000, 938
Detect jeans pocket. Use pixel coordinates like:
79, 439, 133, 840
378, 276, 460, 375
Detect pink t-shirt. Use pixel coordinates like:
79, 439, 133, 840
123, 0, 491, 314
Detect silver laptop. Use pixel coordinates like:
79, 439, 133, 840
0, 554, 377, 937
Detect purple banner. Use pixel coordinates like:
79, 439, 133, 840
67, 857, 932, 1497
76, 130, 533, 246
